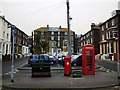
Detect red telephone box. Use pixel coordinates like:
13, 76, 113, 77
64, 56, 71, 76
82, 44, 95, 75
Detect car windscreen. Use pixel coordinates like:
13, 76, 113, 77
32, 55, 38, 59
39, 55, 49, 60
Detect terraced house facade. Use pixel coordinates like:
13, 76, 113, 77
79, 23, 100, 55
99, 10, 120, 61
0, 16, 11, 61
0, 16, 29, 61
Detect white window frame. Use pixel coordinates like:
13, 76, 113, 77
91, 32, 93, 35
102, 26, 104, 31
51, 36, 54, 40
102, 34, 104, 41
106, 22, 108, 28
58, 36, 60, 41
106, 33, 108, 39
58, 32, 60, 35
71, 32, 73, 35
58, 42, 60, 47
91, 38, 93, 43
109, 42, 112, 54
41, 32, 44, 35
51, 31, 54, 35
112, 19, 115, 26
65, 32, 67, 35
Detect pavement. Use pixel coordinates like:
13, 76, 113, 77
2, 63, 120, 90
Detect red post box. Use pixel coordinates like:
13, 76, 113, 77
82, 44, 95, 75
64, 56, 71, 76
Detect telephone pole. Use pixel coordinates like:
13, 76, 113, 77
66, 0, 71, 56
66, 0, 72, 74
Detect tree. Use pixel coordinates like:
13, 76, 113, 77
34, 31, 49, 54
40, 40, 49, 53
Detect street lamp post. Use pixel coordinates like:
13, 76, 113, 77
11, 25, 15, 83
69, 16, 72, 53
8, 25, 15, 83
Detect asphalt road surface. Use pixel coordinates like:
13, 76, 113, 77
96, 60, 117, 71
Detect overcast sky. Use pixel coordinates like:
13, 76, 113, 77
0, 0, 119, 35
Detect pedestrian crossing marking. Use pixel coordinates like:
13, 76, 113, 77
5, 69, 19, 75
69, 77, 84, 80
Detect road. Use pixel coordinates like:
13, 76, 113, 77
2, 57, 29, 75
2, 57, 118, 76
96, 59, 117, 71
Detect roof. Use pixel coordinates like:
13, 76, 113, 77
99, 12, 120, 27
60, 28, 68, 32
36, 27, 47, 31
35, 27, 69, 32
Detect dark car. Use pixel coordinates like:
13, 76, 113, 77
39, 54, 49, 61
39, 54, 53, 64
71, 54, 82, 67
28, 54, 39, 65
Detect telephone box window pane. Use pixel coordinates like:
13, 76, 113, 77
86, 51, 92, 71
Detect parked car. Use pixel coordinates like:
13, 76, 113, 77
28, 54, 39, 65
57, 52, 68, 63
39, 54, 49, 61
39, 54, 54, 64
71, 54, 82, 67
48, 54, 56, 64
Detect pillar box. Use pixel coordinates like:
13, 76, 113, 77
64, 56, 71, 76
